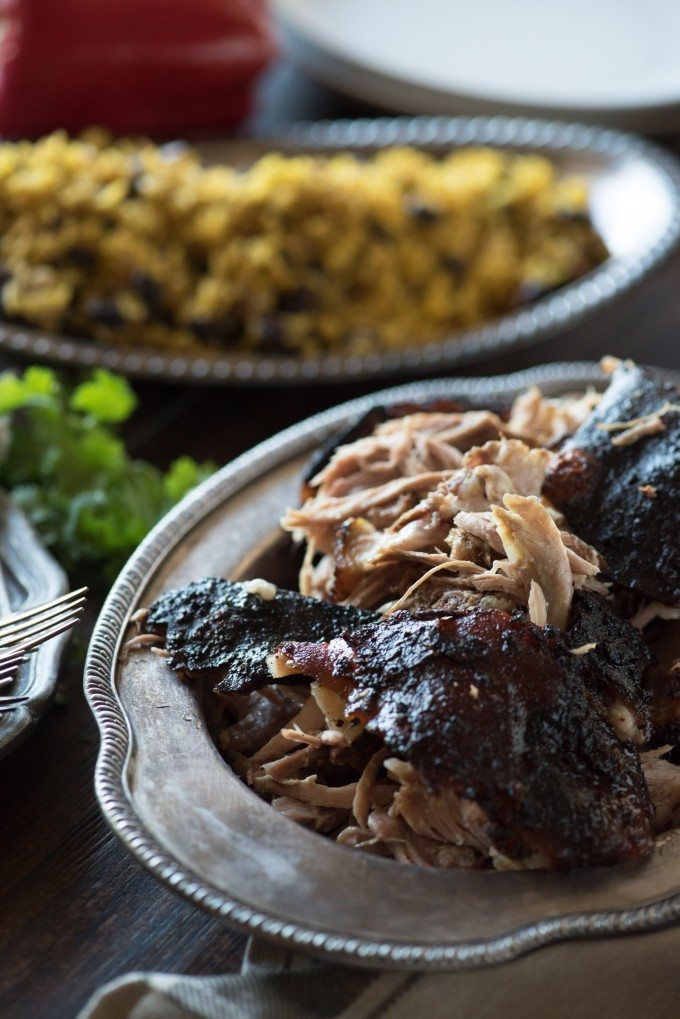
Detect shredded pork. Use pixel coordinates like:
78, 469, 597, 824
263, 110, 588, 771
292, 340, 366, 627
282, 394, 604, 622
155, 380, 680, 872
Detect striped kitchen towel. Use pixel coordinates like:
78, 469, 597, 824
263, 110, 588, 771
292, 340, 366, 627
80, 922, 680, 1019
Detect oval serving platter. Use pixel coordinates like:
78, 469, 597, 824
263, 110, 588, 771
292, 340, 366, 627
4, 116, 680, 386
86, 362, 680, 970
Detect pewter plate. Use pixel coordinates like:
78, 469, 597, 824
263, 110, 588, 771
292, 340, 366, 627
4, 117, 680, 385
0, 493, 69, 758
86, 362, 680, 970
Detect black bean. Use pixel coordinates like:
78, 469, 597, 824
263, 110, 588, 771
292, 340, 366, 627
188, 316, 211, 340
188, 314, 241, 343
256, 316, 287, 353
370, 220, 392, 242
277, 286, 315, 313
130, 270, 163, 313
405, 198, 441, 222
189, 252, 209, 275
127, 175, 144, 199
555, 209, 591, 225
67, 245, 96, 269
84, 297, 124, 327
441, 255, 465, 279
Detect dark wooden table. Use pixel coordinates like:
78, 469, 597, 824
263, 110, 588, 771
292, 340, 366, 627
0, 60, 679, 1019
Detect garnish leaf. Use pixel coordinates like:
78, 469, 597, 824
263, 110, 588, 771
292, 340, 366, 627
70, 368, 137, 423
0, 366, 215, 586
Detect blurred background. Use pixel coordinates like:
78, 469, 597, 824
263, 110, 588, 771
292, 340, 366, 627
1, 0, 679, 136
272, 0, 680, 132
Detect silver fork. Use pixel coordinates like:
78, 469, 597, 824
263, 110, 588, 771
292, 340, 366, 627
0, 649, 31, 711
0, 588, 87, 712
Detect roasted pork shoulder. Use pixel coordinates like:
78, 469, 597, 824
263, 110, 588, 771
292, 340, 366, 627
143, 576, 372, 693
133, 365, 680, 873
273, 608, 655, 870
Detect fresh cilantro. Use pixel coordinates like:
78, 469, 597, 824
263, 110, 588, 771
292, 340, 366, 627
0, 366, 215, 586
69, 368, 138, 423
0, 365, 62, 413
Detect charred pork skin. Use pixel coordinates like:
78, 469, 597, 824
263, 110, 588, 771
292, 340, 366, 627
139, 579, 661, 869
276, 609, 655, 870
567, 591, 652, 743
543, 364, 680, 605
143, 577, 372, 694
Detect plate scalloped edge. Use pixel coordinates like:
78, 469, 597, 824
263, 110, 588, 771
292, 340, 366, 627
85, 361, 680, 969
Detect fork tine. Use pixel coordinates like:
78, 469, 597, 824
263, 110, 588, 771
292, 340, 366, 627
0, 652, 29, 685
0, 664, 23, 680
0, 677, 17, 688
0, 694, 29, 704
0, 702, 26, 713
0, 648, 30, 668
0, 607, 84, 649
0, 599, 86, 645
11, 594, 87, 627
0, 588, 87, 631
0, 595, 84, 693
17, 615, 81, 652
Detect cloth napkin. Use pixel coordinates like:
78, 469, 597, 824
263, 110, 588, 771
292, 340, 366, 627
80, 923, 680, 1019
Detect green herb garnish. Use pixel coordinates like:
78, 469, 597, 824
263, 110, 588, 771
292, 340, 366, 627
0, 366, 215, 586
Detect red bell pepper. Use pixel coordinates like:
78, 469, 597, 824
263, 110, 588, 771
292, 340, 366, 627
0, 0, 276, 137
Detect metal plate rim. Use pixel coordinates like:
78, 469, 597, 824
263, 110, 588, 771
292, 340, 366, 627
86, 361, 680, 969
4, 115, 680, 386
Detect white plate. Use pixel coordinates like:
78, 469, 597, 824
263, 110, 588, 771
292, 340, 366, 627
277, 0, 680, 132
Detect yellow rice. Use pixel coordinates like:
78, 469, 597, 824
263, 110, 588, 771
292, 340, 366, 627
0, 131, 607, 356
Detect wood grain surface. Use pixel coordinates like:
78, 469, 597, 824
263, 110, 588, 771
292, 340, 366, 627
0, 60, 679, 1019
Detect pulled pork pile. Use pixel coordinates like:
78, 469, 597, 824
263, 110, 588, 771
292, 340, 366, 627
136, 360, 680, 872
284, 387, 602, 618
